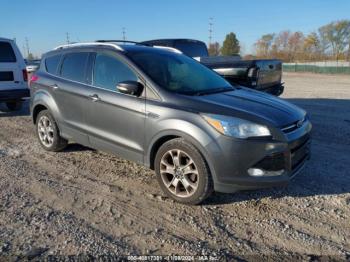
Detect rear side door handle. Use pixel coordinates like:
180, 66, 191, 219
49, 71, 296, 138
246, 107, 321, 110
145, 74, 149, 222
89, 94, 100, 102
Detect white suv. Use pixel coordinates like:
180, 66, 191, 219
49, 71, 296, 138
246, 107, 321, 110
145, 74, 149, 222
0, 37, 29, 111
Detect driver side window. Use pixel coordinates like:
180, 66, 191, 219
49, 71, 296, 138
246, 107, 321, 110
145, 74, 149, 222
93, 53, 137, 92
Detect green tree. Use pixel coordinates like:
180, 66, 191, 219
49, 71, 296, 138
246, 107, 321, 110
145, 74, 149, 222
319, 20, 350, 60
221, 32, 240, 56
208, 42, 221, 56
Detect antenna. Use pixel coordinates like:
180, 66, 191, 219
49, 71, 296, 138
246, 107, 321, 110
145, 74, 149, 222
209, 17, 213, 45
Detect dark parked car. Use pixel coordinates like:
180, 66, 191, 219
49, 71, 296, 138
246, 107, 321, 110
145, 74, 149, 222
141, 39, 284, 96
30, 42, 311, 204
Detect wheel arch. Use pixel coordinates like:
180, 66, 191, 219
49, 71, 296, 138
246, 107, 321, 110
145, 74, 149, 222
146, 128, 220, 185
31, 90, 61, 124
32, 104, 48, 124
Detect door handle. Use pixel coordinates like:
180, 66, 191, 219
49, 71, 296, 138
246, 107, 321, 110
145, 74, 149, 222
50, 84, 59, 90
146, 111, 160, 119
89, 94, 100, 102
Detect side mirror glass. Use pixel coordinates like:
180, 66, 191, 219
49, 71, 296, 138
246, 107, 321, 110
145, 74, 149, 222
116, 81, 144, 96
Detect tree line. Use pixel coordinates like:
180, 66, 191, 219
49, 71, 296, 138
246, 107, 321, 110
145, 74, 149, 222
254, 20, 350, 62
208, 32, 240, 56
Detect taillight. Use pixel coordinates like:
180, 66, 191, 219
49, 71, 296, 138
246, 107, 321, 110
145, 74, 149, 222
29, 74, 39, 85
23, 69, 28, 82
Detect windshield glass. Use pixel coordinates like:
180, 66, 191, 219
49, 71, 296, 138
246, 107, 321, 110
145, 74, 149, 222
127, 50, 233, 95
174, 41, 209, 57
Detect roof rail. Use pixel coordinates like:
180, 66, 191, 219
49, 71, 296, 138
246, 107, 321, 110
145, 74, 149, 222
96, 40, 141, 45
54, 42, 124, 51
153, 45, 182, 54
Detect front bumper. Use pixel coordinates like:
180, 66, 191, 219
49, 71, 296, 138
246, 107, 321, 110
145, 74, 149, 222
209, 121, 312, 193
0, 89, 30, 102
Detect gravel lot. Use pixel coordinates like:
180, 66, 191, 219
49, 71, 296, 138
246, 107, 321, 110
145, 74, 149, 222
0, 72, 349, 260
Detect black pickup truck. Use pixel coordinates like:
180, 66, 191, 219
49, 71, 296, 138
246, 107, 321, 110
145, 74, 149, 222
141, 39, 284, 96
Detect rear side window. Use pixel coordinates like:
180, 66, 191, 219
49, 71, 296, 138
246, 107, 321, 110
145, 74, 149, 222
0, 41, 16, 62
93, 53, 137, 91
60, 52, 89, 83
45, 54, 62, 75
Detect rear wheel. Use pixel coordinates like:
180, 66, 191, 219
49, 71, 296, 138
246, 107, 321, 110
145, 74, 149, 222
155, 138, 213, 205
36, 110, 68, 151
6, 101, 22, 111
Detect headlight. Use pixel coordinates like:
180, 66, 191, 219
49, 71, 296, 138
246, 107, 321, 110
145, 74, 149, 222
202, 114, 271, 139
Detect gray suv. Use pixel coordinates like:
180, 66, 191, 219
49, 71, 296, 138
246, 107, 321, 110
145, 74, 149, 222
30, 42, 312, 204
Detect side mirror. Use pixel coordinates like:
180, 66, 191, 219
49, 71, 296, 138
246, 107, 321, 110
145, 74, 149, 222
116, 81, 144, 96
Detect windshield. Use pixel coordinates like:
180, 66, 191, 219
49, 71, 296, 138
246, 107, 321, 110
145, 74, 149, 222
127, 50, 233, 95
174, 41, 209, 57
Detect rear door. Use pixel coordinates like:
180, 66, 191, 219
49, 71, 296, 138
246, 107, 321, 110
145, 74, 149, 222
86, 51, 146, 163
0, 41, 26, 90
50, 51, 92, 145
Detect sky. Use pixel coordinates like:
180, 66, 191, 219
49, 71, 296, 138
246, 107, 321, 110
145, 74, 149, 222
1, 0, 349, 57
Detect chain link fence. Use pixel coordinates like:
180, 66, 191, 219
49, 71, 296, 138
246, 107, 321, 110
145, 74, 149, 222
283, 61, 350, 74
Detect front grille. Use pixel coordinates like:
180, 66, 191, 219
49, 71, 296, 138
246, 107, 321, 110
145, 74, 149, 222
290, 136, 310, 170
281, 117, 306, 133
252, 134, 310, 174
253, 152, 285, 171
281, 122, 298, 133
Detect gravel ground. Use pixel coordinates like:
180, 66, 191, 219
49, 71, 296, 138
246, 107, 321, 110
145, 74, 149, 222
0, 72, 349, 261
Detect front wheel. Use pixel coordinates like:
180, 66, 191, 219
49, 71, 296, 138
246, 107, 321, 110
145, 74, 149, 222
155, 138, 213, 205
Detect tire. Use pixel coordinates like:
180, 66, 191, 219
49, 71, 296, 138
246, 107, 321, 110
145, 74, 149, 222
154, 138, 213, 205
36, 110, 68, 152
6, 101, 22, 111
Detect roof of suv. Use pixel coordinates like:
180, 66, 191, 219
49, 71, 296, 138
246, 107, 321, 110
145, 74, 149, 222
48, 42, 182, 56
0, 37, 13, 42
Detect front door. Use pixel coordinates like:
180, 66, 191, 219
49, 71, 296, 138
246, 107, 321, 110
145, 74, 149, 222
86, 51, 146, 163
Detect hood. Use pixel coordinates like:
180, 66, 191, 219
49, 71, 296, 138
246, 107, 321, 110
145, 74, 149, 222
192, 88, 305, 127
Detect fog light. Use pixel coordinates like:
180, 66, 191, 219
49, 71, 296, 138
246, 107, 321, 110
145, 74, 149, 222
248, 168, 284, 177
248, 168, 265, 177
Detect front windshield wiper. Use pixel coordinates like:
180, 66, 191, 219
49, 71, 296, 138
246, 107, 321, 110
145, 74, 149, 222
192, 87, 235, 96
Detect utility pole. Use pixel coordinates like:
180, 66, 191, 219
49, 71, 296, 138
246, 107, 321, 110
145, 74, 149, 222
22, 44, 26, 57
66, 32, 70, 45
25, 37, 30, 58
122, 27, 126, 41
209, 17, 213, 46
348, 40, 350, 62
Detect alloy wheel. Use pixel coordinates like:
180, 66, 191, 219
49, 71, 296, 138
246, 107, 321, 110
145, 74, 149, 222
160, 149, 199, 198
38, 115, 54, 147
